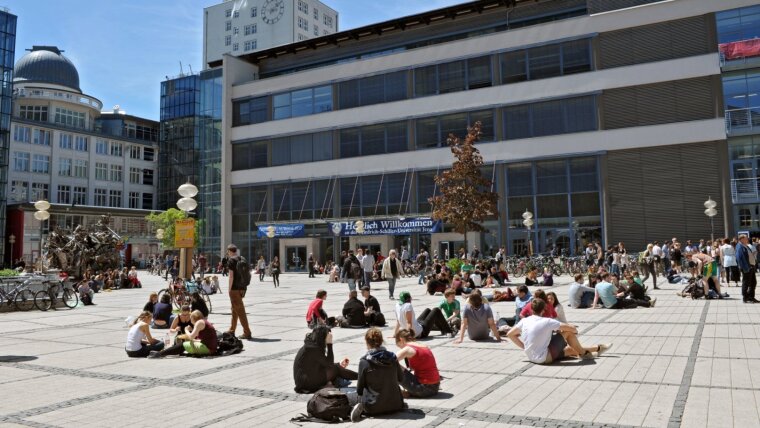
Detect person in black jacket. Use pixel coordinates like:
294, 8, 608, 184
350, 327, 405, 422
338, 291, 367, 328
361, 287, 386, 327
293, 325, 357, 393
342, 250, 362, 292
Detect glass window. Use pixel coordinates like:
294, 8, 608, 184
532, 100, 564, 137
143, 147, 155, 161
340, 129, 360, 158
571, 192, 601, 218
361, 125, 385, 156
467, 56, 492, 89
469, 110, 495, 142
507, 163, 533, 196
415, 117, 439, 149
562, 39, 591, 75
13, 125, 30, 143
570, 158, 598, 192
74, 136, 88, 151
110, 164, 123, 182
338, 79, 359, 109
440, 113, 468, 144
537, 194, 569, 227
528, 44, 561, 80
313, 131, 332, 161
95, 162, 108, 181
96, 139, 108, 154
94, 189, 107, 206
290, 88, 314, 117
130, 167, 141, 184
414, 65, 437, 97
31, 183, 49, 201
385, 71, 408, 102
13, 152, 30, 171
33, 129, 51, 145
291, 134, 313, 163
252, 141, 268, 167
111, 142, 123, 157
272, 137, 291, 166
73, 159, 88, 178
32, 154, 50, 173
564, 97, 597, 133
313, 85, 333, 114
504, 105, 531, 140
142, 193, 153, 210
59, 133, 72, 149
385, 122, 407, 153
109, 190, 122, 207
438, 60, 466, 94
73, 187, 87, 205
58, 185, 71, 204
273, 93, 291, 120
508, 196, 534, 228
59, 158, 72, 176
536, 160, 567, 194
359, 75, 385, 106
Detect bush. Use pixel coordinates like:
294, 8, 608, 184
0, 269, 20, 277
447, 258, 463, 274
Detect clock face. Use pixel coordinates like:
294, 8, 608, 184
262, 0, 285, 24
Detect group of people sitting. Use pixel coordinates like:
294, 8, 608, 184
73, 266, 143, 305
567, 271, 657, 309
125, 306, 218, 358
305, 287, 387, 329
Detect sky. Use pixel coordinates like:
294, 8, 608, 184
7, 0, 465, 121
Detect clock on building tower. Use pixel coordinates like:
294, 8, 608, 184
262, 0, 285, 24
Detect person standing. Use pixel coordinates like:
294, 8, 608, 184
343, 250, 362, 292
737, 234, 758, 304
359, 249, 375, 289
226, 244, 252, 340
416, 249, 428, 285
382, 249, 402, 300
721, 238, 740, 287
308, 253, 316, 278
271, 256, 281, 288
257, 255, 267, 282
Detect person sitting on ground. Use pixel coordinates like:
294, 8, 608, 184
515, 285, 533, 320
306, 289, 333, 327
128, 266, 142, 288
190, 292, 210, 318
125, 311, 164, 358
170, 305, 193, 336
487, 288, 516, 302
488, 267, 504, 286
349, 328, 405, 422
152, 293, 174, 329
592, 272, 651, 309
439, 289, 461, 335
78, 279, 95, 305
454, 292, 501, 343
143, 292, 158, 313
461, 271, 476, 293
395, 329, 441, 398
525, 267, 541, 286
568, 274, 595, 309
545, 292, 566, 323
625, 274, 657, 307
507, 298, 611, 364
338, 290, 367, 328
687, 252, 725, 298
542, 268, 554, 287
118, 268, 129, 289
426, 274, 448, 295
149, 310, 217, 358
520, 289, 557, 319
294, 324, 358, 393
394, 291, 452, 338
200, 277, 215, 295
450, 274, 464, 295
611, 273, 628, 295
361, 287, 386, 327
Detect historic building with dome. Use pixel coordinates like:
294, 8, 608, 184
6, 45, 160, 267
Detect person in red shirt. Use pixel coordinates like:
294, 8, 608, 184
394, 329, 440, 398
519, 289, 557, 319
306, 289, 331, 327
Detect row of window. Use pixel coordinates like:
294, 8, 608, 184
57, 158, 89, 178
9, 181, 50, 202
231, 96, 596, 170
13, 126, 50, 145
54, 107, 86, 129
10, 179, 154, 209
19, 105, 47, 122
14, 125, 156, 160
232, 38, 592, 126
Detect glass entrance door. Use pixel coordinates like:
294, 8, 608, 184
286, 246, 307, 272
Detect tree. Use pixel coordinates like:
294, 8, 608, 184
429, 121, 499, 256
145, 208, 200, 249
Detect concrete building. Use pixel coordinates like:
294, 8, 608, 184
203, 0, 338, 66
217, 0, 753, 270
0, 8, 16, 268
7, 46, 160, 266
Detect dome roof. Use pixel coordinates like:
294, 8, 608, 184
13, 46, 81, 93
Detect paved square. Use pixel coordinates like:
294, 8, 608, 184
0, 271, 754, 427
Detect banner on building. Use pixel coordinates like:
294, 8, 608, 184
174, 218, 195, 248
328, 218, 443, 236
256, 224, 306, 238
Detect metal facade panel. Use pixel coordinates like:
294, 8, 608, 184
588, 0, 665, 14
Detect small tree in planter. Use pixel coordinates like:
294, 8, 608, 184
429, 122, 499, 255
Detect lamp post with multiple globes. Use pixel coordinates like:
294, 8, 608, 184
522, 209, 534, 256
704, 197, 718, 242
177, 182, 198, 280
34, 200, 51, 271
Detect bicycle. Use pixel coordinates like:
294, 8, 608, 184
34, 279, 79, 311
158, 280, 213, 313
0, 278, 36, 311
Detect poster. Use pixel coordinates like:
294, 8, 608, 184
174, 218, 195, 248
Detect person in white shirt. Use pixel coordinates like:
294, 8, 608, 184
507, 299, 610, 364
358, 249, 375, 289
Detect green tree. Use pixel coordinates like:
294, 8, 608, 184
429, 121, 499, 255
145, 208, 200, 248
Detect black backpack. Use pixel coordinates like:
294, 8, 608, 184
350, 260, 363, 280
216, 332, 244, 356
297, 388, 351, 423
236, 257, 252, 287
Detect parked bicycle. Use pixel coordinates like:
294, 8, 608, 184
158, 279, 213, 313
0, 278, 35, 311
34, 278, 79, 311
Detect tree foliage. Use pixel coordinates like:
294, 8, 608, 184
429, 122, 499, 250
145, 208, 200, 248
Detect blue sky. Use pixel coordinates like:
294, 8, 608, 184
8, 0, 464, 121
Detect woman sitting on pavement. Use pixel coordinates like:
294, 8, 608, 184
148, 310, 217, 358
190, 292, 210, 318
520, 289, 557, 319
293, 324, 358, 393
349, 328, 405, 422
395, 329, 441, 398
143, 292, 158, 313
542, 268, 554, 287
545, 292, 566, 323
507, 298, 611, 364
128, 266, 141, 288
125, 311, 164, 358
524, 267, 541, 286
395, 291, 452, 338
170, 305, 193, 335
152, 293, 173, 329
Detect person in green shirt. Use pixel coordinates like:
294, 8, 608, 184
438, 289, 461, 334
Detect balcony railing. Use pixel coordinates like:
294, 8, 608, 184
731, 177, 760, 203
725, 107, 760, 133
14, 88, 103, 110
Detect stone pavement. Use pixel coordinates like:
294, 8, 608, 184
0, 271, 756, 428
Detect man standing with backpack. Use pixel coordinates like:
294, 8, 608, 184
226, 244, 253, 340
342, 250, 362, 292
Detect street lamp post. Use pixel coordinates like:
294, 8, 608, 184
34, 200, 50, 272
704, 197, 718, 242
177, 182, 198, 280
522, 209, 534, 256
8, 234, 15, 266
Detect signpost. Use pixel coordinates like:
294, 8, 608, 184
175, 218, 195, 279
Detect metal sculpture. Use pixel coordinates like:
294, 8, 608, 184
45, 215, 124, 278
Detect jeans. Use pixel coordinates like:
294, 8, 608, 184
259, 269, 265, 281
742, 267, 757, 301
418, 272, 425, 285
229, 289, 251, 336
611, 264, 620, 276
640, 262, 657, 287
417, 307, 451, 336
400, 369, 439, 398
272, 272, 280, 287
363, 271, 372, 289
580, 291, 595, 308
125, 341, 164, 358
347, 279, 356, 292
387, 278, 396, 298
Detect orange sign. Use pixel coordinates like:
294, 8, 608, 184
174, 218, 195, 248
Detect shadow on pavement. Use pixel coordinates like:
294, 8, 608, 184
0, 355, 38, 363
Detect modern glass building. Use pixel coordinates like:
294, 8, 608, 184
0, 8, 15, 267
219, 0, 739, 269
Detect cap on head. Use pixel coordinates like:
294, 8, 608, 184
398, 291, 411, 303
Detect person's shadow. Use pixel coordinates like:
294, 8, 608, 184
0, 356, 38, 363
249, 338, 281, 343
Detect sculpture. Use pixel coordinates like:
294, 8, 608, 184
44, 214, 124, 278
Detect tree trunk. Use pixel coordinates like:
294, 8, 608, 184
463, 227, 468, 260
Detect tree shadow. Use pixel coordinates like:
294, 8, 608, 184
0, 355, 38, 363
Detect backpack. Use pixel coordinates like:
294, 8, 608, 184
350, 260, 362, 280
304, 388, 351, 422
216, 331, 244, 356
236, 257, 252, 287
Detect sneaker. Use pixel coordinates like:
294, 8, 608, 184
597, 343, 613, 356
147, 350, 162, 359
350, 403, 364, 423
239, 334, 253, 341
649, 298, 656, 308
389, 295, 395, 300
581, 351, 595, 360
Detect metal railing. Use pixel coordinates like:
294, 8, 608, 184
725, 107, 760, 133
731, 177, 760, 203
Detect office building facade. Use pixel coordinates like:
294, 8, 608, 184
0, 8, 15, 267
221, 0, 750, 270
204, 0, 338, 66
7, 46, 160, 265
